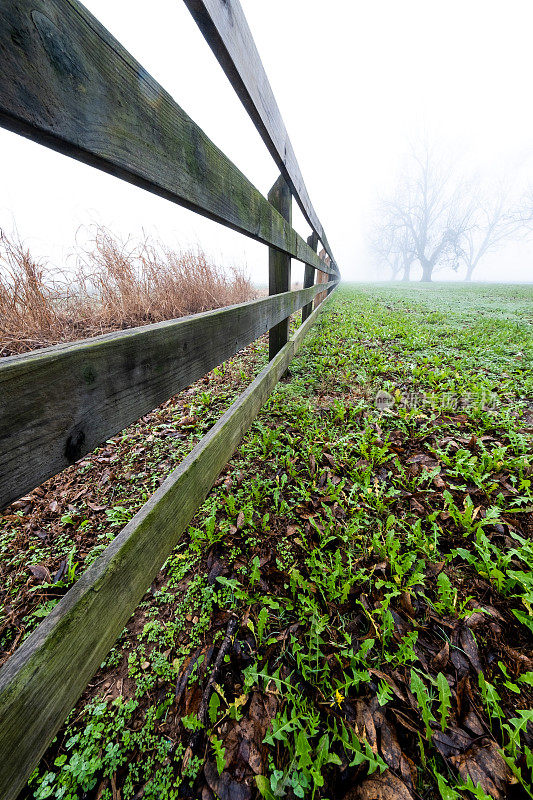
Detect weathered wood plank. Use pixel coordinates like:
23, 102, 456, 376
268, 175, 292, 359
183, 0, 338, 271
0, 287, 338, 800
0, 0, 335, 276
314, 267, 329, 309
0, 283, 335, 510
302, 231, 319, 322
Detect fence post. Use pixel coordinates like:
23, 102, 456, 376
327, 265, 337, 295
302, 232, 318, 322
268, 174, 292, 360
314, 255, 328, 309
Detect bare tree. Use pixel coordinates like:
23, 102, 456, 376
369, 218, 408, 280
459, 186, 525, 281
509, 185, 533, 237
395, 226, 416, 281
381, 144, 471, 282
371, 195, 417, 281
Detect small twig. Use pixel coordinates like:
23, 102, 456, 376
198, 615, 238, 726
182, 615, 239, 768
175, 646, 202, 704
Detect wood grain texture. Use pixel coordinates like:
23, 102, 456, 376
0, 0, 335, 277
0, 284, 335, 510
314, 267, 329, 309
0, 287, 338, 800
183, 0, 338, 272
302, 232, 319, 322
268, 175, 292, 359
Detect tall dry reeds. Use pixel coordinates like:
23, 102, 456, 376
0, 228, 254, 356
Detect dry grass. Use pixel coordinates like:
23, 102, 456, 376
0, 228, 255, 356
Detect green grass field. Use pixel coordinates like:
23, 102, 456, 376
7, 283, 533, 800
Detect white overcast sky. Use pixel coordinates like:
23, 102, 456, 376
1, 0, 533, 283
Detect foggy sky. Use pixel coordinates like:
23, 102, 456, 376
1, 0, 533, 284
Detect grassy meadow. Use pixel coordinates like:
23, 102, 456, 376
2, 282, 532, 800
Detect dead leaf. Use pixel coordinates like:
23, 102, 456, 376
223, 718, 259, 774
433, 726, 472, 758
459, 626, 482, 673
221, 692, 277, 781
456, 674, 471, 722
450, 639, 470, 676
500, 643, 533, 671
426, 560, 446, 580
465, 611, 488, 628
369, 669, 406, 701
204, 762, 251, 800
323, 452, 335, 468
451, 739, 514, 799
87, 501, 107, 512
400, 591, 415, 617
391, 708, 420, 735
439, 437, 460, 451
379, 718, 402, 770
431, 641, 450, 671
236, 512, 245, 530
309, 453, 316, 474
466, 606, 505, 631
463, 710, 485, 736
410, 498, 425, 514
11, 496, 32, 510
28, 564, 51, 583
179, 415, 197, 426
355, 700, 378, 753
407, 453, 435, 466
345, 769, 414, 800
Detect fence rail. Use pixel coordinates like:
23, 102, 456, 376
183, 0, 338, 270
0, 0, 339, 796
0, 0, 336, 278
0, 291, 336, 795
0, 282, 334, 510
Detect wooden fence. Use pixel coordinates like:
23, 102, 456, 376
0, 1, 339, 795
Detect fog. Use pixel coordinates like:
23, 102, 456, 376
1, 0, 533, 284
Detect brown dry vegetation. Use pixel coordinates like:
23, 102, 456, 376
0, 227, 254, 356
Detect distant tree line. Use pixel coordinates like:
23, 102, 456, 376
371, 143, 532, 282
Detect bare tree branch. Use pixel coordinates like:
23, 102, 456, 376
459, 182, 527, 281
374, 143, 472, 282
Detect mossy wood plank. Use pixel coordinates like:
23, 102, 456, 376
0, 288, 338, 800
183, 0, 338, 272
0, 283, 335, 510
0, 0, 335, 277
